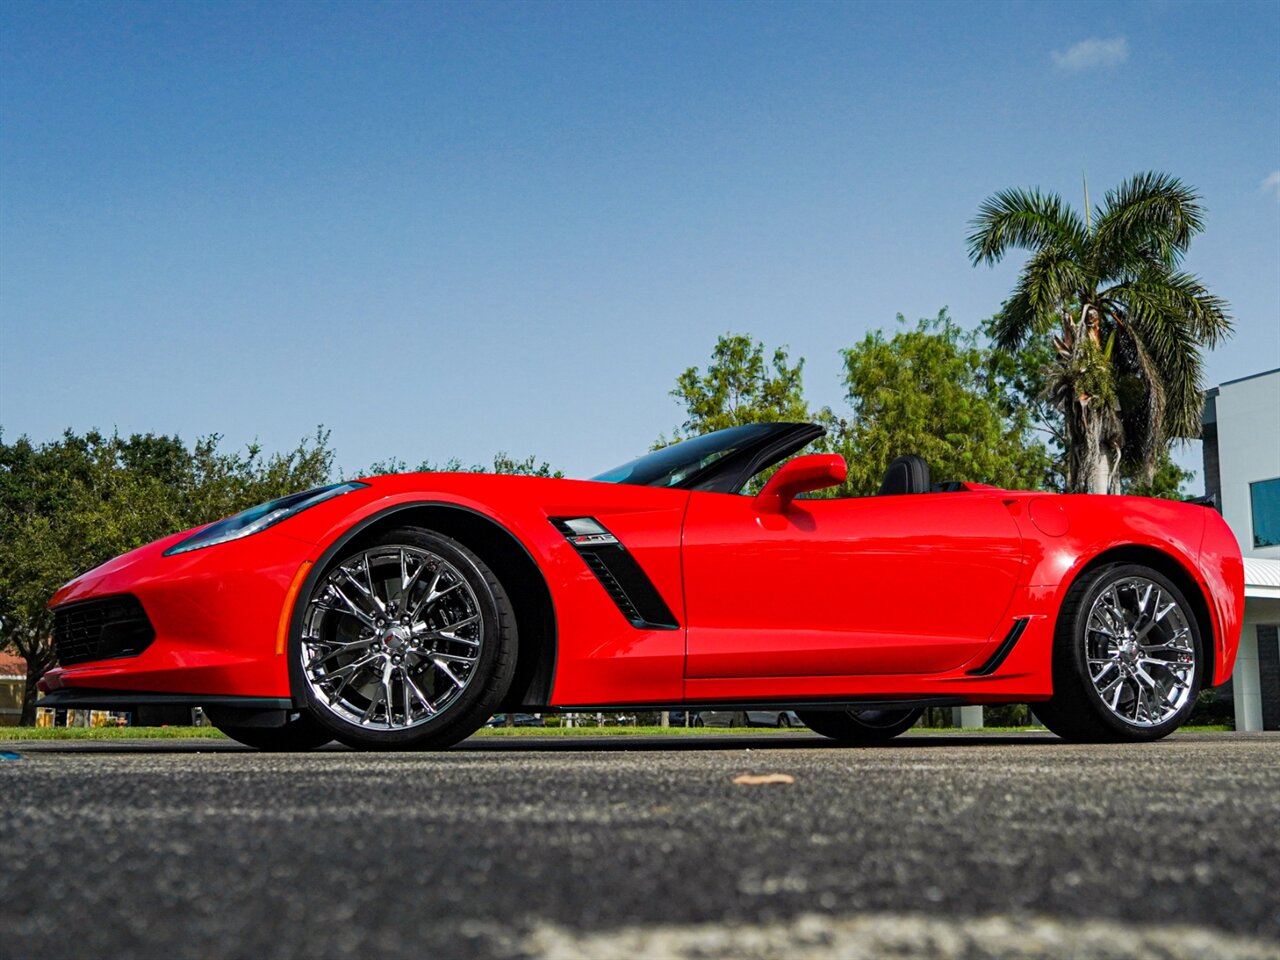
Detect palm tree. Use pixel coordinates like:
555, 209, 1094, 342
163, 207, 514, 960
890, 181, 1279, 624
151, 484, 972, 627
968, 172, 1231, 494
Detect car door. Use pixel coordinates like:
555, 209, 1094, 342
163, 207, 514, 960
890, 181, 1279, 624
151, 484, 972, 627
681, 490, 1024, 678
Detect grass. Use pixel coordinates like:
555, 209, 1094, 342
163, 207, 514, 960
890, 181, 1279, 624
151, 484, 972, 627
0, 725, 227, 740
0, 722, 1236, 740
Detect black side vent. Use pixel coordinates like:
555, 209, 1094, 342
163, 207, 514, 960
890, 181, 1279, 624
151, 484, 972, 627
578, 552, 645, 624
549, 517, 679, 630
967, 617, 1030, 677
52, 594, 156, 667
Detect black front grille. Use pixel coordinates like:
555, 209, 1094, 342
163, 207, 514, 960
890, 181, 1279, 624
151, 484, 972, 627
52, 595, 156, 667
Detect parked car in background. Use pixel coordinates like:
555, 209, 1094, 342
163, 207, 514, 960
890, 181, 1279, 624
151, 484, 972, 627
667, 710, 703, 727
701, 710, 801, 728
484, 713, 544, 727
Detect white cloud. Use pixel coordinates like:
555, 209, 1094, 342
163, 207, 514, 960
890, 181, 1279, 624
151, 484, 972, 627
1263, 171, 1280, 201
1051, 37, 1129, 72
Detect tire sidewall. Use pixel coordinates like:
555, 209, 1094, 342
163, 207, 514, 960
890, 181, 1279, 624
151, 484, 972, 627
1066, 563, 1204, 741
297, 529, 514, 749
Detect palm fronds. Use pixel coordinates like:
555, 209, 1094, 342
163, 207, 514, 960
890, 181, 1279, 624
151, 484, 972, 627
973, 172, 1231, 491
967, 188, 1088, 266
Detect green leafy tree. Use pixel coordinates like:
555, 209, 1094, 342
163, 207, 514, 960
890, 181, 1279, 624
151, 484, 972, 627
968, 172, 1231, 493
360, 452, 561, 478
832, 311, 1052, 496
667, 334, 810, 440
0, 428, 334, 723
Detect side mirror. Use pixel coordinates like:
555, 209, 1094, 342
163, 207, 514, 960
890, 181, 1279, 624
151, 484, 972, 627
753, 454, 847, 513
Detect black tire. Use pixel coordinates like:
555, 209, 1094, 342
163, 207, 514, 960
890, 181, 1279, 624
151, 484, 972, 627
1032, 562, 1204, 743
211, 710, 333, 752
776, 713, 791, 728
797, 707, 922, 745
296, 528, 518, 750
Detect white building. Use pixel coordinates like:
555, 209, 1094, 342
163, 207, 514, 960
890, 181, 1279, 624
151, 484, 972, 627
1202, 368, 1280, 731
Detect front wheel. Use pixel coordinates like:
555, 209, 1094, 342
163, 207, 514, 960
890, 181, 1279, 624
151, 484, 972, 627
797, 707, 922, 745
1033, 563, 1203, 743
296, 528, 518, 750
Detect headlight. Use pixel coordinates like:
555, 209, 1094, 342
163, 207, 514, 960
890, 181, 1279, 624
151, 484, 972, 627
163, 482, 367, 556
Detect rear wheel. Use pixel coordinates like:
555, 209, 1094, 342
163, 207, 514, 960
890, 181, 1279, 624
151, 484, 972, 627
1034, 563, 1203, 742
209, 710, 332, 752
1033, 563, 1202, 743
797, 707, 922, 745
296, 528, 517, 750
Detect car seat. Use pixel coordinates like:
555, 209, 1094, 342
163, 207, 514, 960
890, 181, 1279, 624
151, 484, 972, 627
877, 454, 931, 495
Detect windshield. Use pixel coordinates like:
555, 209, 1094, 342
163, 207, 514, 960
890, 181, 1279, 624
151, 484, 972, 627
591, 424, 780, 488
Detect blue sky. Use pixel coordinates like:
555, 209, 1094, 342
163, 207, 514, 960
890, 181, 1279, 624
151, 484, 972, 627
2, 0, 1277, 483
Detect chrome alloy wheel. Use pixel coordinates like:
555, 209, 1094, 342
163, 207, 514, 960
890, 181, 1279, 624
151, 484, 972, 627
1084, 575, 1195, 728
301, 545, 484, 730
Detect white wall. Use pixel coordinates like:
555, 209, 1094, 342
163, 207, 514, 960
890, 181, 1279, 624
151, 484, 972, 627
1214, 371, 1280, 560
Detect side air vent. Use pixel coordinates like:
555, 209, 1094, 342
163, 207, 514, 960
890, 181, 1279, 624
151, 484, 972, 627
967, 617, 1030, 676
549, 517, 679, 630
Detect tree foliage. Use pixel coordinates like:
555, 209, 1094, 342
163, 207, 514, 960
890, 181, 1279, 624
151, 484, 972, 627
969, 172, 1231, 493
668, 334, 810, 439
664, 313, 1053, 498
832, 312, 1052, 496
360, 452, 561, 478
0, 428, 334, 723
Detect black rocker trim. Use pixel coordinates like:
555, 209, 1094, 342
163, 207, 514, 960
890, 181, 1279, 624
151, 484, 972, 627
549, 697, 967, 713
36, 689, 293, 711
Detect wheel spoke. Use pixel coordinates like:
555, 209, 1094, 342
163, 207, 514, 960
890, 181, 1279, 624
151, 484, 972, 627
405, 672, 437, 716
360, 679, 386, 723
1141, 627, 1192, 653
408, 568, 443, 620
1136, 582, 1154, 619
326, 670, 354, 704
400, 552, 430, 604
307, 636, 378, 669
322, 653, 381, 683
1091, 660, 1120, 684
328, 584, 377, 628
362, 555, 388, 616
409, 578, 463, 622
432, 658, 466, 689
429, 650, 478, 664
381, 662, 397, 726
1108, 678, 1125, 711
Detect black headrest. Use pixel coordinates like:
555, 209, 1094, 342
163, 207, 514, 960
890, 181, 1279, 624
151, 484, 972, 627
878, 455, 931, 496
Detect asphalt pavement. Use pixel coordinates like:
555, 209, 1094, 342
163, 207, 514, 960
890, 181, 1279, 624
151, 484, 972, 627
2, 731, 1278, 959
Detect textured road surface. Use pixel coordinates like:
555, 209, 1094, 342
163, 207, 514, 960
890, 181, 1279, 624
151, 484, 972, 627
2, 732, 1278, 959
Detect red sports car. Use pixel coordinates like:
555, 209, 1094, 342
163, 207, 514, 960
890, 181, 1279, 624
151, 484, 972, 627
39, 423, 1243, 750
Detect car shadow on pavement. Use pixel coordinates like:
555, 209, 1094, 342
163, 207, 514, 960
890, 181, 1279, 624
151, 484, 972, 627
453, 733, 1063, 752
1, 732, 1064, 755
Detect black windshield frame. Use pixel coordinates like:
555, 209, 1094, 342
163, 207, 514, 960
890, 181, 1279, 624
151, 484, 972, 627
591, 422, 825, 494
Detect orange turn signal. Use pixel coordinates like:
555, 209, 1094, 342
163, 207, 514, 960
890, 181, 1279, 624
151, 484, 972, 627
276, 560, 313, 655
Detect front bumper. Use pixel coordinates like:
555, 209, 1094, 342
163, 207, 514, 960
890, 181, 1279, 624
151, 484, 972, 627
39, 526, 317, 700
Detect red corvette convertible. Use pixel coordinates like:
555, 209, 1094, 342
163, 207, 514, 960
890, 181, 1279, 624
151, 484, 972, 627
40, 423, 1243, 750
